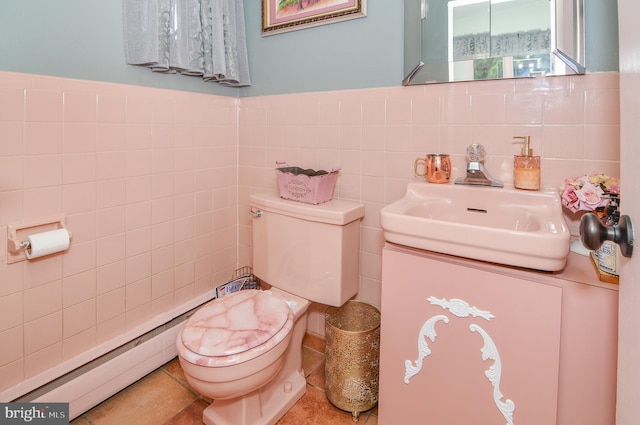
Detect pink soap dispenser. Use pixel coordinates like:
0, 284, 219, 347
513, 136, 541, 190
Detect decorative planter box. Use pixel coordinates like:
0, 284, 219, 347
275, 163, 340, 204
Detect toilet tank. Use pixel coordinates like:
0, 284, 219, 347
250, 192, 365, 307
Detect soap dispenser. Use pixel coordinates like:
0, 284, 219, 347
513, 136, 541, 190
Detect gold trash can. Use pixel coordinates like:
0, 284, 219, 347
325, 300, 381, 422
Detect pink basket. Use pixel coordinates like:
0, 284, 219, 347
275, 162, 340, 204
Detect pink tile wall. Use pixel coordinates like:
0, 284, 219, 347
0, 72, 238, 393
0, 71, 621, 395
237, 73, 620, 334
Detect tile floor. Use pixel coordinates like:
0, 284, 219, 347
70, 332, 378, 425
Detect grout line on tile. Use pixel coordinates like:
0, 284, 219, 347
158, 363, 201, 399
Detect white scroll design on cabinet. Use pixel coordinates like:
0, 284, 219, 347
470, 324, 515, 425
405, 297, 516, 424
428, 296, 495, 320
404, 315, 449, 384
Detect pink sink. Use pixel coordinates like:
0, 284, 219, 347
380, 182, 571, 271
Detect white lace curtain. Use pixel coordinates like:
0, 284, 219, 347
123, 0, 251, 86
453, 29, 551, 61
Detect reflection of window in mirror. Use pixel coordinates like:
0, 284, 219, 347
447, 0, 552, 82
405, 0, 615, 85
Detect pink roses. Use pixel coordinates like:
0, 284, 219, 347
560, 173, 620, 213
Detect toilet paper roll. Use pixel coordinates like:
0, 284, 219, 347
25, 229, 70, 260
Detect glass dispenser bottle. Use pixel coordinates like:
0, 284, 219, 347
513, 136, 541, 190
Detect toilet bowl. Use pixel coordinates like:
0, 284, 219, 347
176, 191, 364, 425
177, 288, 310, 425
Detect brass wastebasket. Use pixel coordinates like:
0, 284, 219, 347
325, 300, 381, 422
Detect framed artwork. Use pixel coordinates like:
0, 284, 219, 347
262, 0, 367, 36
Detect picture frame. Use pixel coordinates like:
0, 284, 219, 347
262, 0, 367, 36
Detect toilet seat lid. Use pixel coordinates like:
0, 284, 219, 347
180, 289, 292, 358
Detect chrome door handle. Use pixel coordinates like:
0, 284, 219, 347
580, 213, 634, 258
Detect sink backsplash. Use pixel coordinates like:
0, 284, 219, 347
240, 73, 620, 240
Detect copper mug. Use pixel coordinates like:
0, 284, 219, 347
414, 154, 451, 183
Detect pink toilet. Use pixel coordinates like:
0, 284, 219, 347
176, 192, 364, 425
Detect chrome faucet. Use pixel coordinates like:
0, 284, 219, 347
454, 144, 504, 187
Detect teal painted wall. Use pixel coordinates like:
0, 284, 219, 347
240, 2, 402, 97
0, 1, 402, 97
585, 0, 619, 73
0, 1, 237, 96
0, 1, 616, 97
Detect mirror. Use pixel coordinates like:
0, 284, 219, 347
403, 0, 585, 85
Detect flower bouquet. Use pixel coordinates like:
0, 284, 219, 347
559, 172, 620, 214
561, 173, 621, 280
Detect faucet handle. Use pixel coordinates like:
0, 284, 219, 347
466, 143, 486, 163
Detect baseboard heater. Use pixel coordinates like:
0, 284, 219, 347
14, 306, 199, 420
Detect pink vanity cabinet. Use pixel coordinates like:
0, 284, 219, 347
379, 243, 618, 425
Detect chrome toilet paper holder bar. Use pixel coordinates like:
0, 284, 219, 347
17, 239, 31, 250
7, 216, 73, 264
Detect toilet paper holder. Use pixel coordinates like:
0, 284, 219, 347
7, 216, 73, 264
